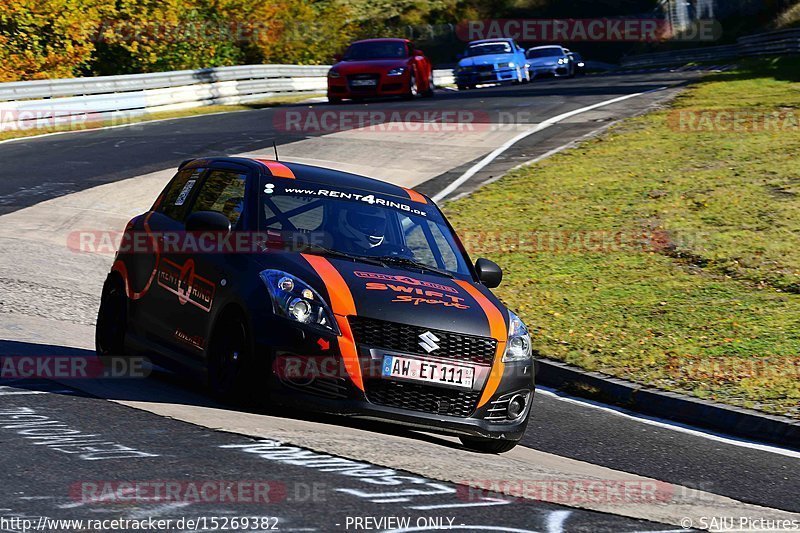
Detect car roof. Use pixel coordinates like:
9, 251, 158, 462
180, 157, 429, 203
350, 38, 410, 45
468, 38, 513, 45
528, 45, 564, 50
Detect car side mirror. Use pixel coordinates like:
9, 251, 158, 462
456, 52, 465, 60
333, 53, 343, 62
414, 49, 424, 56
185, 211, 232, 233
475, 258, 503, 288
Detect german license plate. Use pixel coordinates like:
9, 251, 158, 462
351, 79, 377, 87
382, 355, 475, 389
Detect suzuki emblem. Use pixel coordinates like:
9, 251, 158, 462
418, 331, 440, 353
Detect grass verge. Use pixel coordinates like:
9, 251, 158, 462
0, 93, 324, 143
445, 56, 800, 418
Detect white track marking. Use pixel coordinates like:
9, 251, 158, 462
384, 527, 540, 533
0, 388, 47, 396
409, 497, 511, 510
546, 511, 571, 533
537, 386, 800, 459
126, 502, 190, 519
431, 87, 667, 202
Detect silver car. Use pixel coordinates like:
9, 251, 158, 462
525, 45, 574, 78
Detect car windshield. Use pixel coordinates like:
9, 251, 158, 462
527, 48, 562, 58
344, 42, 407, 60
466, 42, 512, 56
260, 186, 471, 277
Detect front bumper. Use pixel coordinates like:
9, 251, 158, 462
327, 72, 409, 99
531, 64, 570, 77
257, 321, 535, 441
456, 67, 517, 86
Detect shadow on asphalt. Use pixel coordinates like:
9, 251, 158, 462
0, 339, 470, 453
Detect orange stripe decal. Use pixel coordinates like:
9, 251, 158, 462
455, 280, 507, 407
113, 211, 159, 301
254, 159, 295, 179
301, 254, 364, 391
404, 188, 427, 204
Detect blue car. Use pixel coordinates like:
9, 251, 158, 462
525, 45, 574, 78
455, 39, 530, 90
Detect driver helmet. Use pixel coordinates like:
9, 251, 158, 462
339, 205, 387, 250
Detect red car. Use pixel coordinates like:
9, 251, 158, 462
327, 38, 434, 103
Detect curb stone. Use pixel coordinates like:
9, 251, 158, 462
535, 357, 800, 450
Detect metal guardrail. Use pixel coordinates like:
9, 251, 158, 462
0, 64, 457, 132
621, 27, 800, 67
0, 64, 331, 131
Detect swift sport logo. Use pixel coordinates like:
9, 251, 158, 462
418, 332, 440, 353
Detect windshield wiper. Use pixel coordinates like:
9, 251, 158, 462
302, 245, 385, 267
373, 256, 454, 278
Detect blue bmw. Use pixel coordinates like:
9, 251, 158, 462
455, 39, 530, 90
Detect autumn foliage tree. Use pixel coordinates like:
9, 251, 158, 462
0, 0, 113, 81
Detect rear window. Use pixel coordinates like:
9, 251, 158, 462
157, 167, 205, 222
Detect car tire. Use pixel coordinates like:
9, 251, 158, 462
95, 274, 128, 365
328, 96, 342, 104
423, 71, 435, 97
404, 71, 419, 99
207, 311, 255, 405
457, 84, 472, 91
460, 436, 519, 453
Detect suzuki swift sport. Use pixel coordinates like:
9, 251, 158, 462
96, 157, 535, 452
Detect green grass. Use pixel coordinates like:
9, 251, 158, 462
0, 93, 323, 142
445, 57, 800, 418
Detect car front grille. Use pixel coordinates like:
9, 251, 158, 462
349, 316, 497, 365
364, 379, 479, 418
475, 65, 495, 72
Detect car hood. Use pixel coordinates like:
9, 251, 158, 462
458, 54, 514, 68
527, 56, 560, 66
257, 253, 509, 340
333, 59, 408, 74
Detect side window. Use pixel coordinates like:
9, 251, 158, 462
158, 167, 205, 222
190, 169, 248, 226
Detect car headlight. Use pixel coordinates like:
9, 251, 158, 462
328, 69, 340, 78
260, 270, 339, 334
387, 67, 406, 76
503, 310, 532, 362
557, 58, 567, 64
